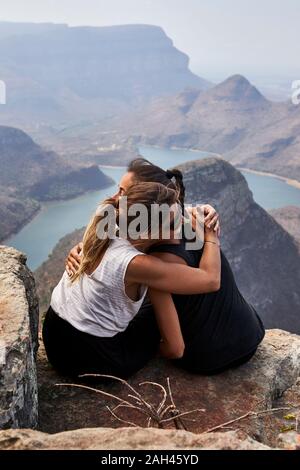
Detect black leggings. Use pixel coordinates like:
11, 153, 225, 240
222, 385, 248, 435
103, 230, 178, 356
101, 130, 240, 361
43, 306, 160, 379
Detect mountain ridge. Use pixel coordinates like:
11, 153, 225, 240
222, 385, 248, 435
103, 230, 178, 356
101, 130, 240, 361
0, 22, 211, 132
110, 74, 300, 181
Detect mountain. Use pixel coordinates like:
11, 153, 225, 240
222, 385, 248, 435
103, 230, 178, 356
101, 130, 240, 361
34, 74, 300, 182
113, 75, 273, 145
1, 23, 298, 181
0, 125, 68, 190
35, 158, 300, 333
0, 22, 210, 132
117, 75, 300, 182
0, 21, 67, 40
0, 126, 113, 241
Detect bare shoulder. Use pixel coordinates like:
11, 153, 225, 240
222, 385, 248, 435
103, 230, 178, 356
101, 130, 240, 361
127, 252, 163, 274
126, 252, 176, 285
126, 251, 186, 284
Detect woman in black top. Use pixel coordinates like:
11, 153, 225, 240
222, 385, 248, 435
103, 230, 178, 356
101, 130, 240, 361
63, 157, 265, 377
148, 239, 265, 374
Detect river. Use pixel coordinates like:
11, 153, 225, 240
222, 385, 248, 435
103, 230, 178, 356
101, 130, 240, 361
6, 146, 300, 270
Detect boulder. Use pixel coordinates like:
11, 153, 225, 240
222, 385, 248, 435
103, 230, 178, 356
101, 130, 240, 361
0, 246, 39, 428
278, 431, 300, 450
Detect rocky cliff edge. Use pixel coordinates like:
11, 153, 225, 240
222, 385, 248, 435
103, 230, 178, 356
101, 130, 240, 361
1, 246, 300, 449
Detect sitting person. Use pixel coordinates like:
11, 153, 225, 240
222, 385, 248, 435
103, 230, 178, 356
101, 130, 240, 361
43, 180, 221, 378
66, 158, 265, 376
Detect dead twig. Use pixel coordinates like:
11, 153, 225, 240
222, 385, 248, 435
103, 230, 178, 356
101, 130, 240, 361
166, 377, 187, 430
57, 375, 206, 431
79, 374, 157, 418
56, 382, 131, 405
160, 408, 206, 424
139, 381, 168, 415
204, 407, 291, 434
106, 406, 139, 428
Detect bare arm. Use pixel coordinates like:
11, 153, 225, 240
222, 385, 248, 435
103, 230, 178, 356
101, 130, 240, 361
127, 228, 220, 295
65, 204, 220, 274
148, 288, 185, 359
146, 230, 219, 357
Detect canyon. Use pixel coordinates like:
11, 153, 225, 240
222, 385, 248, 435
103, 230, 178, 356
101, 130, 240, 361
0, 125, 113, 241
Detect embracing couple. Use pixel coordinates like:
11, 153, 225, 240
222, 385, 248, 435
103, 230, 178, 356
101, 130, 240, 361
43, 157, 265, 379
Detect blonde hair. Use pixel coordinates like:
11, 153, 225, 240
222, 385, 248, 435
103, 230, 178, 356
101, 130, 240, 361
71, 182, 178, 282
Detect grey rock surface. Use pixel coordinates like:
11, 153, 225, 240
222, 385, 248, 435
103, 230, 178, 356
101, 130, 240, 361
0, 246, 39, 428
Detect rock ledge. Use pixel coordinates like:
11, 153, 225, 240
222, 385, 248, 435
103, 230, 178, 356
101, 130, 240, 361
0, 427, 272, 450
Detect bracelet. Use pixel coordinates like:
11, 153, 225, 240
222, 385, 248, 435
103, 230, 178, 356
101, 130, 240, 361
205, 240, 220, 247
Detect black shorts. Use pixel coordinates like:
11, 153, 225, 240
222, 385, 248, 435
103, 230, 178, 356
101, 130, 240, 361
42, 305, 160, 379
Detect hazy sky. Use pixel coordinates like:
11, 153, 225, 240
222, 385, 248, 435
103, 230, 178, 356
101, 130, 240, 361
0, 0, 299, 80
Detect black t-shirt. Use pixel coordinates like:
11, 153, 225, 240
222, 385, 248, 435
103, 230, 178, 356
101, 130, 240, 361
148, 240, 265, 372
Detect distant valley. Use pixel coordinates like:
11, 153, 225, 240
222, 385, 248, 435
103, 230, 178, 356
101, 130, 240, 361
0, 125, 113, 241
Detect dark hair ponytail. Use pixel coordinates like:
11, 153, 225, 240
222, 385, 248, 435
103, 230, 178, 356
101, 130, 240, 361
166, 168, 185, 211
128, 158, 186, 211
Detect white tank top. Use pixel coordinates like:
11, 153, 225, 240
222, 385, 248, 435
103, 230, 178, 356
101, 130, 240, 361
50, 237, 147, 337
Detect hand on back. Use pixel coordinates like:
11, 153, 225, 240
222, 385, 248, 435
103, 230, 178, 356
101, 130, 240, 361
66, 242, 83, 276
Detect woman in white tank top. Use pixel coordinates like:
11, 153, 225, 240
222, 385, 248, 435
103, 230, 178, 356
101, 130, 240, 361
51, 236, 148, 338
43, 181, 221, 378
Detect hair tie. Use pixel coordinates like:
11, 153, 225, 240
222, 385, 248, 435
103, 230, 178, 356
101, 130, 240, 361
166, 170, 176, 184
